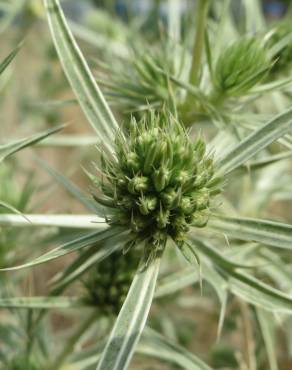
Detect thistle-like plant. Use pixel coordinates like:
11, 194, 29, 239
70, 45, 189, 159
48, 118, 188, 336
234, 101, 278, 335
1, 1, 292, 370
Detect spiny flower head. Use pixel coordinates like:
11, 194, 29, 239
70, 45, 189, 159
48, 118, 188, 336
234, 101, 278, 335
99, 45, 180, 113
83, 251, 138, 315
93, 113, 221, 254
214, 37, 270, 96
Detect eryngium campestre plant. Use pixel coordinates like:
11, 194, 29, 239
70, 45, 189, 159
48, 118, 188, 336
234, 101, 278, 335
83, 251, 138, 315
93, 113, 222, 256
213, 37, 270, 97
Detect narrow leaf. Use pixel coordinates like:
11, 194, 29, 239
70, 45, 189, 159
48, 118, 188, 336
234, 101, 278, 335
138, 327, 213, 370
96, 253, 161, 370
190, 237, 292, 313
0, 125, 64, 162
256, 308, 278, 370
51, 231, 129, 292
36, 157, 103, 214
209, 214, 292, 250
0, 43, 22, 75
0, 214, 105, 229
1, 226, 123, 271
0, 296, 83, 309
217, 108, 292, 174
43, 0, 119, 151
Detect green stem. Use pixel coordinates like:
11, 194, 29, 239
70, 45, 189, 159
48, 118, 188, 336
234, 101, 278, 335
189, 0, 210, 86
48, 310, 98, 370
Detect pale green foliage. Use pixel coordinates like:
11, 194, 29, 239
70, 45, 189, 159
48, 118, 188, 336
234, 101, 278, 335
1, 1, 292, 370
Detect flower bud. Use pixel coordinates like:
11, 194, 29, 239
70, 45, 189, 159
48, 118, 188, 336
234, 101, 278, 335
128, 176, 150, 194
152, 167, 170, 192
138, 195, 158, 215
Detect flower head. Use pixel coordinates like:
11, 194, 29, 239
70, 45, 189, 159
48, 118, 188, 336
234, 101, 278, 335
99, 45, 179, 113
214, 37, 270, 96
83, 251, 138, 314
93, 113, 221, 255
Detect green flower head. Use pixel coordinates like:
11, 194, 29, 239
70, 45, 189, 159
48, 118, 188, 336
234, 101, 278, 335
99, 45, 178, 113
214, 37, 270, 96
83, 251, 138, 315
93, 113, 221, 254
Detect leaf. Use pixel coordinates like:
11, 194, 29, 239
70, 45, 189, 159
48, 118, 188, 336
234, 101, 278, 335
69, 20, 129, 58
0, 125, 65, 162
0, 214, 105, 229
36, 135, 99, 147
0, 296, 83, 309
155, 266, 199, 298
249, 75, 292, 94
138, 327, 214, 370
43, 0, 119, 152
0, 43, 22, 76
190, 236, 292, 313
209, 214, 292, 250
96, 253, 161, 370
36, 157, 103, 214
51, 231, 129, 292
216, 107, 292, 174
256, 308, 278, 370
0, 226, 123, 271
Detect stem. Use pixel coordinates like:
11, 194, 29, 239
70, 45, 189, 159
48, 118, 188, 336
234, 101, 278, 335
189, 0, 210, 86
49, 310, 98, 370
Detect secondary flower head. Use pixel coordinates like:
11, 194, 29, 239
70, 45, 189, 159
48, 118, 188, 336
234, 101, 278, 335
93, 113, 221, 254
99, 45, 179, 113
83, 251, 138, 314
214, 37, 270, 96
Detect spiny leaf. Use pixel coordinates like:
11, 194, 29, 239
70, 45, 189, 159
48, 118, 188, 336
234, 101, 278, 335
51, 231, 129, 292
217, 107, 292, 174
138, 327, 214, 370
36, 157, 103, 215
43, 0, 119, 152
0, 296, 83, 309
0, 214, 105, 229
96, 252, 161, 370
190, 236, 292, 313
0, 226, 123, 271
256, 308, 278, 370
0, 42, 22, 76
209, 214, 292, 250
0, 125, 65, 162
